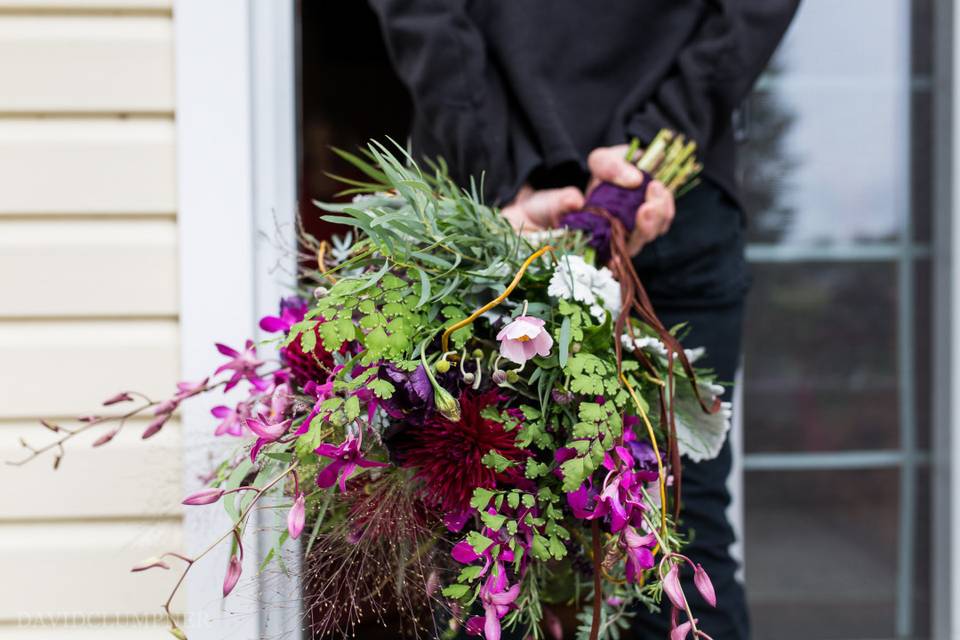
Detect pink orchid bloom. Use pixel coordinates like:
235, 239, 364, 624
670, 618, 696, 640
621, 526, 656, 583
175, 378, 209, 400
182, 488, 225, 506
215, 341, 268, 391
211, 401, 251, 437
245, 415, 292, 461
315, 435, 388, 492
496, 315, 553, 365
259, 296, 307, 333
469, 564, 521, 640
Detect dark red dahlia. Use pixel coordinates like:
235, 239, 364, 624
390, 390, 529, 513
280, 323, 336, 385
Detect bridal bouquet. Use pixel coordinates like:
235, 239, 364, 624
14, 136, 726, 640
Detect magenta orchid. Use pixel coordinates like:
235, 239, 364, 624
211, 401, 251, 437
215, 340, 268, 391
496, 315, 553, 365
315, 434, 388, 492
464, 563, 521, 640
259, 296, 307, 334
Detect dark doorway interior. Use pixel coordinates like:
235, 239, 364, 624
298, 0, 412, 241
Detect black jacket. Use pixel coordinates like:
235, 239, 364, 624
369, 0, 799, 207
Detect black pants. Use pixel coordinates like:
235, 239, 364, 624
630, 180, 750, 640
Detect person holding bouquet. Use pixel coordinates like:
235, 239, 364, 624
370, 2, 799, 638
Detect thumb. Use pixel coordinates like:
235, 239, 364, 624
588, 145, 643, 189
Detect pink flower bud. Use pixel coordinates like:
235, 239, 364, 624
287, 493, 305, 540
103, 392, 133, 406
142, 414, 170, 440
131, 556, 171, 572
693, 563, 716, 607
92, 429, 118, 447
223, 555, 242, 597
154, 399, 178, 416
663, 564, 687, 610
41, 419, 60, 432
182, 488, 225, 506
670, 618, 695, 640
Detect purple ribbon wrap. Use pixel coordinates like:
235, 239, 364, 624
560, 172, 651, 264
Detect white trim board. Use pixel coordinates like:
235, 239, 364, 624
174, 1, 299, 638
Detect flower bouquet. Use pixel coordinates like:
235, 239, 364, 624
13, 135, 728, 640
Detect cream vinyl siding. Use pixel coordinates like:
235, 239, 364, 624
0, 1, 180, 638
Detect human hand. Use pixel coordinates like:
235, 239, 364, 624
501, 184, 585, 232
587, 144, 676, 255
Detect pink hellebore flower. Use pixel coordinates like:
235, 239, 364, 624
496, 316, 553, 365
215, 341, 268, 392
287, 493, 306, 540
315, 435, 388, 492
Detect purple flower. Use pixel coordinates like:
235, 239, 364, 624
315, 435, 388, 492
215, 341, 268, 392
496, 316, 553, 365
380, 364, 435, 423
259, 296, 308, 334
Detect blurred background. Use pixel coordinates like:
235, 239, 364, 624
0, 0, 955, 639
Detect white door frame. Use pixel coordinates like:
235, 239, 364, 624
174, 1, 300, 637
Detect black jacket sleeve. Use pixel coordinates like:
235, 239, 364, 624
368, 0, 513, 202
626, 0, 801, 149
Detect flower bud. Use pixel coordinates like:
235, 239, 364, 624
434, 387, 461, 422
505, 370, 519, 384
223, 555, 242, 597
472, 349, 484, 359
663, 564, 686, 610
491, 370, 507, 385
103, 392, 133, 406
92, 429, 118, 448
693, 563, 716, 607
435, 359, 451, 374
313, 286, 329, 299
462, 372, 476, 385
142, 414, 170, 440
571, 342, 582, 354
670, 619, 695, 640
182, 488, 225, 506
131, 556, 171, 572
287, 493, 306, 540
154, 399, 178, 416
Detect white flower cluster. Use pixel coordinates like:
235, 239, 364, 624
621, 333, 704, 364
547, 254, 621, 320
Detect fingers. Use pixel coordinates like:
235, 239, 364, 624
587, 145, 644, 189
501, 186, 585, 232
626, 180, 675, 256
